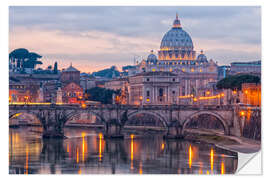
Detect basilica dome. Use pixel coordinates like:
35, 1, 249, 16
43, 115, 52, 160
160, 14, 193, 50
158, 14, 196, 61
160, 28, 194, 50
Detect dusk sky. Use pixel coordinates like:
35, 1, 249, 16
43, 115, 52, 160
9, 6, 261, 73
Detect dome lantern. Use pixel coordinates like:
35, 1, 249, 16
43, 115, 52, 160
173, 13, 181, 28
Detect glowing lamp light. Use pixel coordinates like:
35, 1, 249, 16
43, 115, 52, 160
98, 133, 103, 139
161, 143, 165, 150
206, 91, 210, 95
139, 96, 143, 100
233, 90, 237, 94
146, 98, 150, 102
245, 90, 248, 94
193, 98, 197, 102
221, 93, 225, 97
240, 111, 245, 116
81, 103, 86, 108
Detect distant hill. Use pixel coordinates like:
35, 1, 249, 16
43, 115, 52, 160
92, 66, 120, 78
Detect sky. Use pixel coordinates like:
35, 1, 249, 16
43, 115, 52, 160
9, 6, 261, 73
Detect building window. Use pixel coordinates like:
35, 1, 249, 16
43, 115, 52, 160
159, 88, 163, 97
146, 90, 150, 97
182, 68, 185, 72
172, 90, 175, 94
147, 78, 150, 82
182, 87, 185, 96
173, 78, 175, 82
191, 68, 194, 72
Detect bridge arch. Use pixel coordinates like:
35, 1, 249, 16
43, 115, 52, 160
64, 109, 105, 125
182, 111, 230, 135
9, 110, 42, 126
125, 110, 169, 129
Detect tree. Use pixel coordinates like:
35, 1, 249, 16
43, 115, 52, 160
23, 52, 43, 69
53, 62, 58, 74
85, 87, 121, 104
9, 48, 42, 71
216, 74, 260, 90
92, 66, 120, 78
9, 48, 29, 70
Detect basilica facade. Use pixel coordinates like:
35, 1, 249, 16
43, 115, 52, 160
128, 14, 220, 105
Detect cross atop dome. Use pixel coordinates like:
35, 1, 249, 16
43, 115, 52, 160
200, 50, 204, 54
173, 13, 181, 28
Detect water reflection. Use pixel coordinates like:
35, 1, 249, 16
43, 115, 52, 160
9, 127, 238, 174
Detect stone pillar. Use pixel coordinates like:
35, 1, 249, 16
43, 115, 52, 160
104, 122, 124, 139
56, 87, 63, 104
164, 121, 184, 139
40, 109, 66, 139
230, 107, 242, 137
112, 93, 116, 104
185, 80, 188, 96
38, 87, 44, 103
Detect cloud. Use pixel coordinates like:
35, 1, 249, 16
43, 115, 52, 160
9, 27, 159, 72
9, 6, 261, 72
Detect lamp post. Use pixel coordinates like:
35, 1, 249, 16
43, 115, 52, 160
206, 90, 210, 105
24, 96, 29, 104
139, 96, 143, 107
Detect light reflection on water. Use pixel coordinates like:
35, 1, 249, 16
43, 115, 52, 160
9, 126, 238, 174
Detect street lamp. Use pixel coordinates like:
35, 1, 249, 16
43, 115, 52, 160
139, 96, 143, 106
81, 103, 87, 109
24, 96, 29, 104
240, 111, 245, 116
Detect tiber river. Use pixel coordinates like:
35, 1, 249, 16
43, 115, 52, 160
9, 126, 238, 174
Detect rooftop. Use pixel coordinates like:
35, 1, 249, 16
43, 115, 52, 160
63, 64, 80, 72
134, 71, 177, 77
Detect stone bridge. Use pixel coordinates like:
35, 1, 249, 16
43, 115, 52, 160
9, 104, 260, 139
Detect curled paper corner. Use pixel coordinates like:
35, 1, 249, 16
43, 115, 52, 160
236, 151, 261, 175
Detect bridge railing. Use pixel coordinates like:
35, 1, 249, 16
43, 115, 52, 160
9, 103, 257, 111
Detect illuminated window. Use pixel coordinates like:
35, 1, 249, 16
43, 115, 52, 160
191, 68, 194, 72
152, 68, 156, 72
182, 68, 185, 72
169, 68, 172, 72
200, 69, 202, 72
